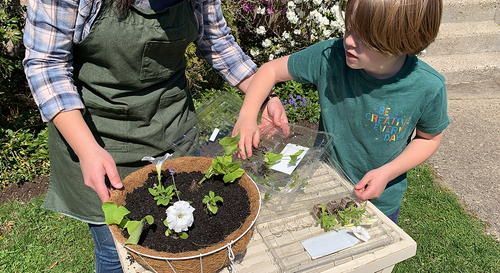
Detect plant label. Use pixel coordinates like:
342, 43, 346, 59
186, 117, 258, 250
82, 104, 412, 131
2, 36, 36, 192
301, 229, 359, 259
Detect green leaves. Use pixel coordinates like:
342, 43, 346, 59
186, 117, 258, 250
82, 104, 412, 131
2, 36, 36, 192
202, 191, 224, 214
148, 183, 177, 206
102, 202, 154, 245
263, 149, 304, 167
317, 205, 338, 231
219, 130, 242, 156
199, 132, 245, 184
288, 149, 304, 164
264, 152, 283, 167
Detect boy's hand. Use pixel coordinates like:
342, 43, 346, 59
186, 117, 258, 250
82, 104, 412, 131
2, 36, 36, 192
354, 168, 390, 201
233, 117, 260, 160
259, 96, 290, 137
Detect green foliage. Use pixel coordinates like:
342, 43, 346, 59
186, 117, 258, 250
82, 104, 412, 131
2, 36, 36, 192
228, 0, 344, 66
0, 195, 95, 272
273, 81, 321, 124
394, 164, 500, 272
0, 127, 50, 189
317, 205, 338, 231
263, 151, 283, 167
337, 202, 369, 227
148, 183, 177, 206
102, 202, 154, 245
288, 149, 304, 164
202, 190, 224, 214
162, 223, 189, 239
0, 0, 25, 78
200, 131, 245, 184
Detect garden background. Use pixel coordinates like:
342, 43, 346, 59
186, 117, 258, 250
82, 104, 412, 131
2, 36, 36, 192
1, 0, 500, 272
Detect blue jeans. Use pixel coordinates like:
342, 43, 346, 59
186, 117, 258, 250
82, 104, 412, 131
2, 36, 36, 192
88, 224, 123, 273
386, 207, 401, 224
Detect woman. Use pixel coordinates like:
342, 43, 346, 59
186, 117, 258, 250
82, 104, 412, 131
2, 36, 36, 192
23, 0, 287, 271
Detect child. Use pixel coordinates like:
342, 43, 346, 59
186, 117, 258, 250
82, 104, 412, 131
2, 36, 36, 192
233, 0, 449, 223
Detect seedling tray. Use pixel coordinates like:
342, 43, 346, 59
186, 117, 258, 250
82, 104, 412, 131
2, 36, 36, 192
254, 160, 399, 272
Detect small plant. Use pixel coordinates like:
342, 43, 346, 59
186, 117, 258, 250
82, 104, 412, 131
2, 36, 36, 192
148, 183, 177, 206
202, 191, 224, 214
264, 151, 283, 167
102, 202, 154, 245
288, 149, 304, 164
200, 131, 245, 184
317, 205, 338, 231
338, 202, 371, 228
263, 149, 305, 167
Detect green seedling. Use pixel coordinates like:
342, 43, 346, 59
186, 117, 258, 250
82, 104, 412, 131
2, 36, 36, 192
163, 224, 189, 239
149, 183, 177, 206
102, 202, 154, 245
200, 131, 245, 184
202, 191, 224, 214
317, 205, 338, 231
338, 202, 372, 227
264, 152, 283, 167
288, 149, 304, 164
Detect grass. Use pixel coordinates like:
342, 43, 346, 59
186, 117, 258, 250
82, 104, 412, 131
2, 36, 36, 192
0, 195, 95, 272
1, 164, 500, 272
394, 164, 500, 272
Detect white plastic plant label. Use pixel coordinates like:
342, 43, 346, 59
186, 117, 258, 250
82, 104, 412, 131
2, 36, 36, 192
301, 229, 359, 259
209, 128, 220, 142
270, 143, 309, 175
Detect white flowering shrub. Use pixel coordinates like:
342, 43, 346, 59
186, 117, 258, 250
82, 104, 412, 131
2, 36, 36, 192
231, 0, 345, 66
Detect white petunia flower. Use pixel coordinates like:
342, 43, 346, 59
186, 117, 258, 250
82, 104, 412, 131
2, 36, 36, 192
142, 152, 173, 184
257, 7, 266, 15
282, 31, 290, 40
294, 29, 301, 35
351, 226, 371, 242
166, 201, 195, 233
257, 26, 267, 35
269, 54, 275, 61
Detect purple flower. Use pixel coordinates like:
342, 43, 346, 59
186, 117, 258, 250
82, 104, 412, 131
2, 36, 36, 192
169, 167, 175, 176
289, 94, 293, 98
297, 95, 302, 99
267, 8, 274, 14
243, 4, 254, 12
283, 105, 287, 110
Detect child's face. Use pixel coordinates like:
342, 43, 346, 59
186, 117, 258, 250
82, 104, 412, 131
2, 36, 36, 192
343, 30, 406, 79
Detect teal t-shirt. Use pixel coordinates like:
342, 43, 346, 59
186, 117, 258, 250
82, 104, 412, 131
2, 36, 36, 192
288, 38, 450, 215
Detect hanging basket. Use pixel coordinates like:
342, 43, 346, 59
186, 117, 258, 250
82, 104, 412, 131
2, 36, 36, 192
108, 156, 261, 273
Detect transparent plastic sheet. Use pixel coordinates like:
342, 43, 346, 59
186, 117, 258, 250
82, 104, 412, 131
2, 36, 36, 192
165, 94, 399, 272
167, 94, 335, 205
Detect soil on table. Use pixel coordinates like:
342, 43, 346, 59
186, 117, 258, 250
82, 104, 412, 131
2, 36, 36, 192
123, 170, 251, 254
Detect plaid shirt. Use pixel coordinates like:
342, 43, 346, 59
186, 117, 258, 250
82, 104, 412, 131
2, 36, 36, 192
23, 0, 257, 122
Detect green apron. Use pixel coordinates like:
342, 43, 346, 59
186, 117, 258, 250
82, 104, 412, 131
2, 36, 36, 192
43, 0, 198, 224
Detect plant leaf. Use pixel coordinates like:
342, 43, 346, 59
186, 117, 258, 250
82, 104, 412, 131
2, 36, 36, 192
102, 202, 130, 226
219, 131, 241, 156
288, 149, 304, 164
223, 168, 245, 183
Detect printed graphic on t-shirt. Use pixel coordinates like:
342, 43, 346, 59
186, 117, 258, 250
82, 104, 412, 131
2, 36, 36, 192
365, 106, 410, 142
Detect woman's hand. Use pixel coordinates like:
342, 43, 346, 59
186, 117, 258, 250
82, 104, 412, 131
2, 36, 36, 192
52, 110, 123, 202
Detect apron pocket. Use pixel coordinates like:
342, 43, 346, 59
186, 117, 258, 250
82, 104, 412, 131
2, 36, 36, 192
140, 40, 187, 81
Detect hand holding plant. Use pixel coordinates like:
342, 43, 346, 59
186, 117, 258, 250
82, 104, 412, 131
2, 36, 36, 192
200, 132, 245, 184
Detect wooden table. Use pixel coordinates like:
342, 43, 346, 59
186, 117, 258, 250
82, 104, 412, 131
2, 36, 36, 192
116, 162, 416, 273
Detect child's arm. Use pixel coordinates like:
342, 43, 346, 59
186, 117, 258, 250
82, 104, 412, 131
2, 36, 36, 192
354, 129, 444, 201
233, 55, 293, 159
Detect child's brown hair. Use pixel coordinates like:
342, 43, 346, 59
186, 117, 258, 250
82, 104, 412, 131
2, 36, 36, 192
344, 0, 442, 56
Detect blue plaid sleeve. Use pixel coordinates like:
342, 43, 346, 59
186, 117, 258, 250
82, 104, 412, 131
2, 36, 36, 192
23, 0, 89, 122
195, 0, 257, 87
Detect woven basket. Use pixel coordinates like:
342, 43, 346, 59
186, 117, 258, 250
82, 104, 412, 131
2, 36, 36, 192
109, 157, 261, 273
